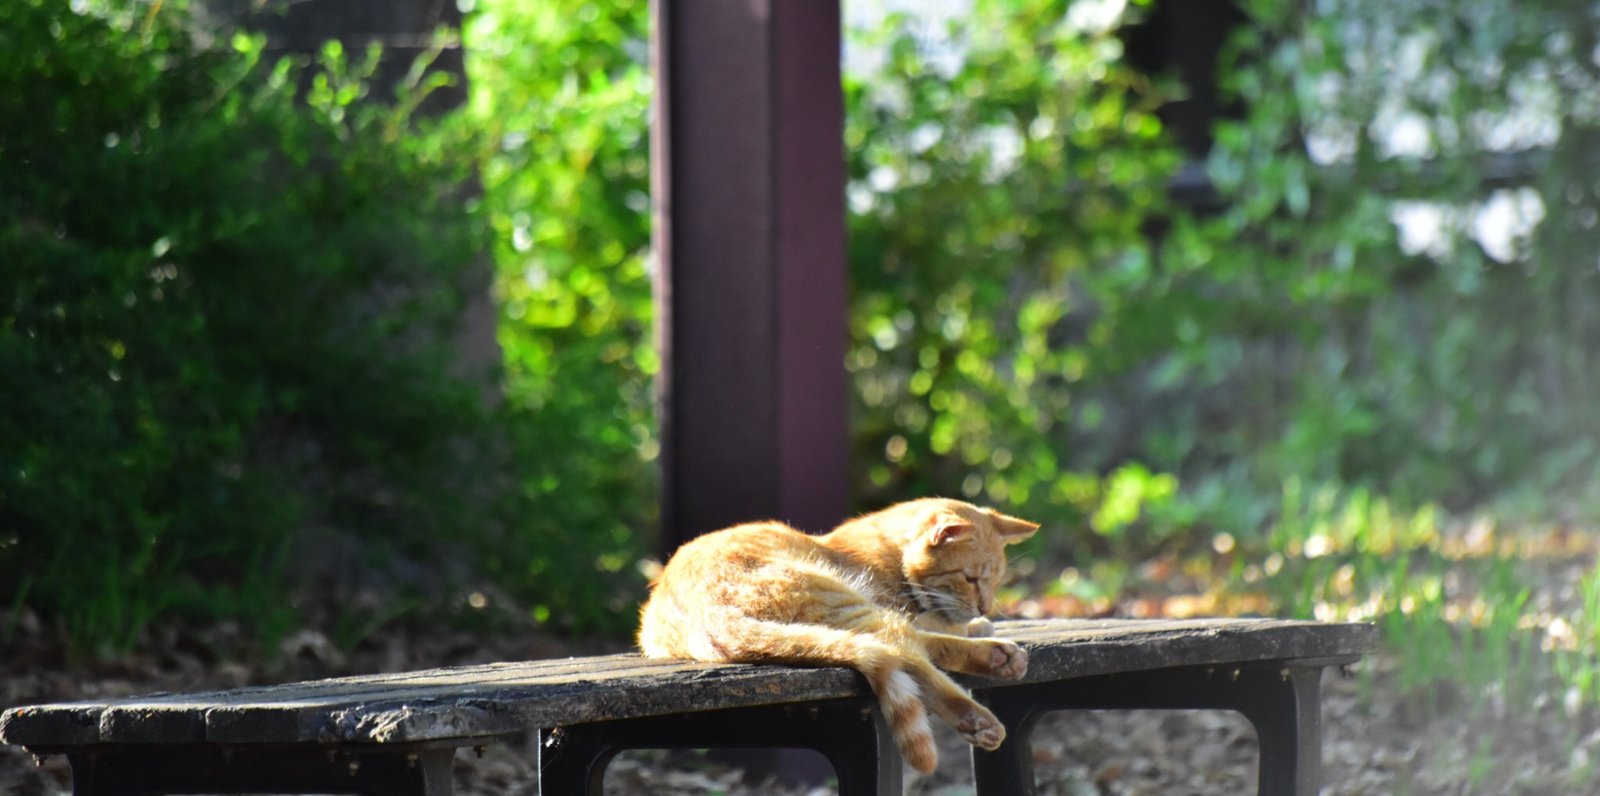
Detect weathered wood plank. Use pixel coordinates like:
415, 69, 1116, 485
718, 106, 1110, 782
0, 704, 101, 747
995, 619, 1376, 684
1, 618, 1377, 749
8, 657, 873, 746
26, 654, 683, 744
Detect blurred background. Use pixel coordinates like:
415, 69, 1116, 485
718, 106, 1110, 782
4, 0, 1600, 792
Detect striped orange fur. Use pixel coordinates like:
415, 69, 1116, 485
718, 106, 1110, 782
637, 498, 1039, 773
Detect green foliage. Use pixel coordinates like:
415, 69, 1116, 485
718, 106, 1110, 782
10, 0, 1599, 657
1185, 0, 1600, 508
463, 0, 656, 632
848, 0, 1600, 566
0, 0, 496, 651
846, 0, 1184, 559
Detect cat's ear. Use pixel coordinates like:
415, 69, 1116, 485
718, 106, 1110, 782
994, 513, 1040, 544
927, 514, 975, 546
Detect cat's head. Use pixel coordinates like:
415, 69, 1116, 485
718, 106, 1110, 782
896, 498, 1039, 621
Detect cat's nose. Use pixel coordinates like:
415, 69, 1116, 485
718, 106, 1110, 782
978, 592, 994, 614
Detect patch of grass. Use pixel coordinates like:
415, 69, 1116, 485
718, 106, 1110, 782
1262, 483, 1584, 694
1008, 476, 1600, 791
1238, 480, 1600, 787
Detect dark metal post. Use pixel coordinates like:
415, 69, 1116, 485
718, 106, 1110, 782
652, 0, 849, 552
1123, 0, 1250, 159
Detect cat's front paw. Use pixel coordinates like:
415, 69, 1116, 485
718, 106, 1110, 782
966, 616, 995, 637
982, 639, 1028, 680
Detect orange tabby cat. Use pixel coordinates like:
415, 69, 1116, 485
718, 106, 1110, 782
637, 498, 1039, 773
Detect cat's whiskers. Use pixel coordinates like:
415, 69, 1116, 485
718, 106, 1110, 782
903, 583, 970, 617
1006, 553, 1032, 575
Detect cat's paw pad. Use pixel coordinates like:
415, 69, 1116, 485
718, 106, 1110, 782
984, 639, 1028, 679
957, 710, 1006, 751
966, 616, 995, 637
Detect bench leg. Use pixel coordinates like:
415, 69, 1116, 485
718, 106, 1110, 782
536, 699, 902, 796
1242, 665, 1323, 796
973, 663, 1326, 796
65, 745, 454, 795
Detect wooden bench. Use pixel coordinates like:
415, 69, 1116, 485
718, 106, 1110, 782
1, 617, 1376, 795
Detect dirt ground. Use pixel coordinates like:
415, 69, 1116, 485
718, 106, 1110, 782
2, 618, 1595, 795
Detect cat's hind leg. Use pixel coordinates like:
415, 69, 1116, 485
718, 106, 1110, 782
895, 653, 1008, 752
706, 616, 942, 773
844, 612, 1011, 754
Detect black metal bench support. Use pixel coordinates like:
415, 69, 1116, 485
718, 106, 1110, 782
536, 698, 903, 795
61, 744, 456, 795
973, 661, 1328, 796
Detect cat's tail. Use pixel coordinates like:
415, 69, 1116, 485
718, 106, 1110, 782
699, 614, 940, 773
870, 659, 940, 773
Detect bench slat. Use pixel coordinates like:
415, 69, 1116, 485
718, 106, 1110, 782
1, 618, 1376, 749
1000, 618, 1375, 681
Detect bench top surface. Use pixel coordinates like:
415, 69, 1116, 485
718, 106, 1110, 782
1, 617, 1375, 750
